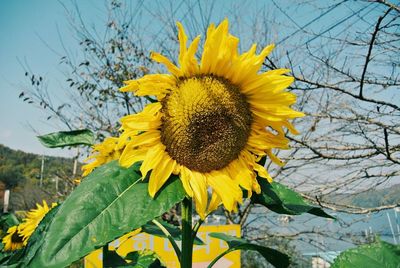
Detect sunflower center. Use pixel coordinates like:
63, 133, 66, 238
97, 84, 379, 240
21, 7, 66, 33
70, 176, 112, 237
11, 231, 23, 244
161, 75, 252, 172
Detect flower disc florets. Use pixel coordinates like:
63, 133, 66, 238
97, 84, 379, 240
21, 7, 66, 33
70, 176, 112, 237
11, 230, 24, 244
160, 75, 252, 172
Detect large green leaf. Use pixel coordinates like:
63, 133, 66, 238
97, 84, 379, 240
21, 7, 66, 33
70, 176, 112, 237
331, 239, 400, 268
28, 161, 186, 268
37, 129, 95, 148
251, 178, 334, 218
209, 233, 290, 268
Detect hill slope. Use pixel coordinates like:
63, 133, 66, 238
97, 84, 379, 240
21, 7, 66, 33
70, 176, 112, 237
328, 184, 400, 208
0, 144, 81, 210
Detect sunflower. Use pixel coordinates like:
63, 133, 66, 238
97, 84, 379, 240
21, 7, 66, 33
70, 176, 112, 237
18, 201, 57, 245
2, 226, 24, 251
82, 137, 123, 177
89, 19, 303, 219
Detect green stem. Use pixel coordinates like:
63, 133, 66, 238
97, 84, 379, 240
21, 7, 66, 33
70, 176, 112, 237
151, 219, 182, 261
181, 197, 193, 268
102, 245, 109, 267
192, 219, 203, 241
207, 249, 235, 268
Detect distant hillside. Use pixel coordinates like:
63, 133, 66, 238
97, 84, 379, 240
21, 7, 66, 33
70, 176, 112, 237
328, 184, 400, 208
0, 144, 81, 210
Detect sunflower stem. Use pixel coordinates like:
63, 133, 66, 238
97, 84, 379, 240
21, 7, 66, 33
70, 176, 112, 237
181, 197, 193, 268
102, 245, 109, 267
151, 219, 182, 261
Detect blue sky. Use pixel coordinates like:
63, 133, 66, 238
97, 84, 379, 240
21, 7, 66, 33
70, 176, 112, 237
0, 0, 104, 157
0, 0, 392, 158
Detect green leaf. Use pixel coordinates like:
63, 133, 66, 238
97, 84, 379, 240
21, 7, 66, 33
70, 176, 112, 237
209, 233, 290, 268
124, 250, 165, 267
103, 247, 128, 267
0, 246, 13, 267
251, 179, 334, 219
37, 129, 95, 148
0, 213, 20, 231
331, 239, 400, 268
142, 220, 204, 245
28, 161, 186, 268
103, 248, 165, 268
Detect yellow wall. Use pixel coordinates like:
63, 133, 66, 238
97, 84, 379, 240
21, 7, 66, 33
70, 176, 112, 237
85, 224, 240, 268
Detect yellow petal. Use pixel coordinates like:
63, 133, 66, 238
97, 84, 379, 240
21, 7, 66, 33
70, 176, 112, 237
151, 52, 182, 77
140, 143, 165, 178
200, 19, 229, 74
181, 36, 200, 76
189, 171, 208, 219
180, 166, 194, 197
177, 21, 188, 66
226, 159, 253, 193
121, 74, 174, 97
242, 75, 295, 95
206, 170, 242, 211
129, 131, 160, 148
266, 149, 285, 167
254, 163, 273, 182
119, 144, 147, 168
283, 121, 301, 135
148, 153, 176, 197
207, 191, 222, 214
120, 103, 162, 131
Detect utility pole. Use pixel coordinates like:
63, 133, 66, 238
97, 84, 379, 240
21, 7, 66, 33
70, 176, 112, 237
40, 154, 44, 188
73, 148, 79, 179
55, 176, 59, 194
3, 189, 10, 213
387, 212, 397, 244
395, 208, 400, 244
